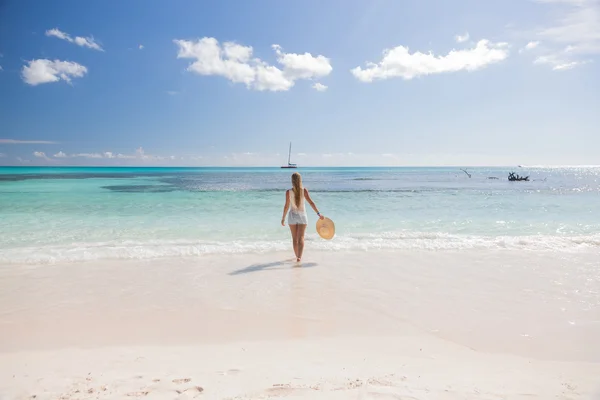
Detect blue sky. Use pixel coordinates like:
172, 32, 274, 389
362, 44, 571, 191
0, 0, 599, 166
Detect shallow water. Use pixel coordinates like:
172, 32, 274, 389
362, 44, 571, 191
1, 166, 599, 263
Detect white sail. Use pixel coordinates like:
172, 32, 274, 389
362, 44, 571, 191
281, 142, 297, 168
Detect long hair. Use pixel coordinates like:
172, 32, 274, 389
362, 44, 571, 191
291, 172, 303, 208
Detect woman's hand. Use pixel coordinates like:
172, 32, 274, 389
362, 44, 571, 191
281, 218, 286, 226
319, 215, 325, 220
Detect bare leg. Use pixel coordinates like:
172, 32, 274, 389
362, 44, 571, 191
289, 224, 299, 259
296, 224, 307, 261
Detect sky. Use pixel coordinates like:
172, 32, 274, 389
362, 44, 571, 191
0, 0, 599, 167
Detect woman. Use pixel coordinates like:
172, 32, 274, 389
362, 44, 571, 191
281, 172, 324, 262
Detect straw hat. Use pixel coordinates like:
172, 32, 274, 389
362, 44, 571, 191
316, 217, 335, 240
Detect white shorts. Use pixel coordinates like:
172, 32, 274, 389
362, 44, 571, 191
288, 210, 308, 225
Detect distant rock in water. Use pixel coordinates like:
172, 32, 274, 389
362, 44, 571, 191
508, 172, 529, 181
487, 177, 499, 180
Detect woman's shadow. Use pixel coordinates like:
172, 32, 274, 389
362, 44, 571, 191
228, 260, 317, 275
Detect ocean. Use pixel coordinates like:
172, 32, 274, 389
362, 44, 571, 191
1, 166, 599, 264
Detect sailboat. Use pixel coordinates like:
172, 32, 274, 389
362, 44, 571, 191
281, 142, 297, 169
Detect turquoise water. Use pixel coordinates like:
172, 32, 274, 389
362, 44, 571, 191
1, 166, 599, 263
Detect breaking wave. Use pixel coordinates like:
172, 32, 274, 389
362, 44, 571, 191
2, 232, 599, 265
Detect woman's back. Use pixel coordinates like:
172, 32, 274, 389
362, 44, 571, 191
288, 188, 305, 212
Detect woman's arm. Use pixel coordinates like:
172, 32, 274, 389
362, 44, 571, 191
281, 190, 290, 226
304, 188, 324, 219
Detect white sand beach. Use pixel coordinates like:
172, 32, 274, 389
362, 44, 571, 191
1, 250, 599, 399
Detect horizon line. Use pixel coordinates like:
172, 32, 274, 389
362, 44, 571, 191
1, 164, 599, 169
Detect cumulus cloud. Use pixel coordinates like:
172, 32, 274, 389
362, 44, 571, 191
0, 139, 57, 144
455, 32, 470, 43
312, 82, 328, 91
115, 153, 135, 159
53, 151, 101, 159
351, 39, 509, 82
528, 0, 599, 70
22, 59, 88, 86
33, 151, 53, 161
174, 37, 332, 91
139, 44, 144, 50
73, 153, 103, 159
272, 44, 332, 79
46, 28, 103, 51
49, 148, 166, 162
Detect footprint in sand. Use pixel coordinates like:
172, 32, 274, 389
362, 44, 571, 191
217, 368, 241, 376
366, 393, 416, 400
176, 386, 204, 394
126, 391, 149, 397
266, 384, 315, 396
172, 378, 192, 384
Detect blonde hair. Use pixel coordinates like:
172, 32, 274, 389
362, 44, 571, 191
291, 172, 303, 208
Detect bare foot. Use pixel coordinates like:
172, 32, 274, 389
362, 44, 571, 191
296, 258, 301, 262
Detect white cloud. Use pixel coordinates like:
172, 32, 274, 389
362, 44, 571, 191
0, 65, 3, 71
117, 153, 136, 159
22, 59, 88, 86
166, 90, 179, 95
73, 153, 103, 159
175, 38, 261, 87
0, 139, 57, 144
529, 0, 599, 69
554, 60, 587, 69
33, 151, 52, 161
0, 153, 5, 158
272, 44, 332, 80
45, 28, 70, 41
455, 32, 470, 43
520, 41, 541, 53
174, 37, 333, 91
53, 151, 110, 159
139, 45, 144, 50
534, 55, 589, 69
46, 28, 103, 51
312, 82, 328, 91
73, 36, 102, 51
253, 63, 293, 91
351, 39, 509, 82
45, 148, 167, 162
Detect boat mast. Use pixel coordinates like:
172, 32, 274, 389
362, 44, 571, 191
288, 142, 292, 165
